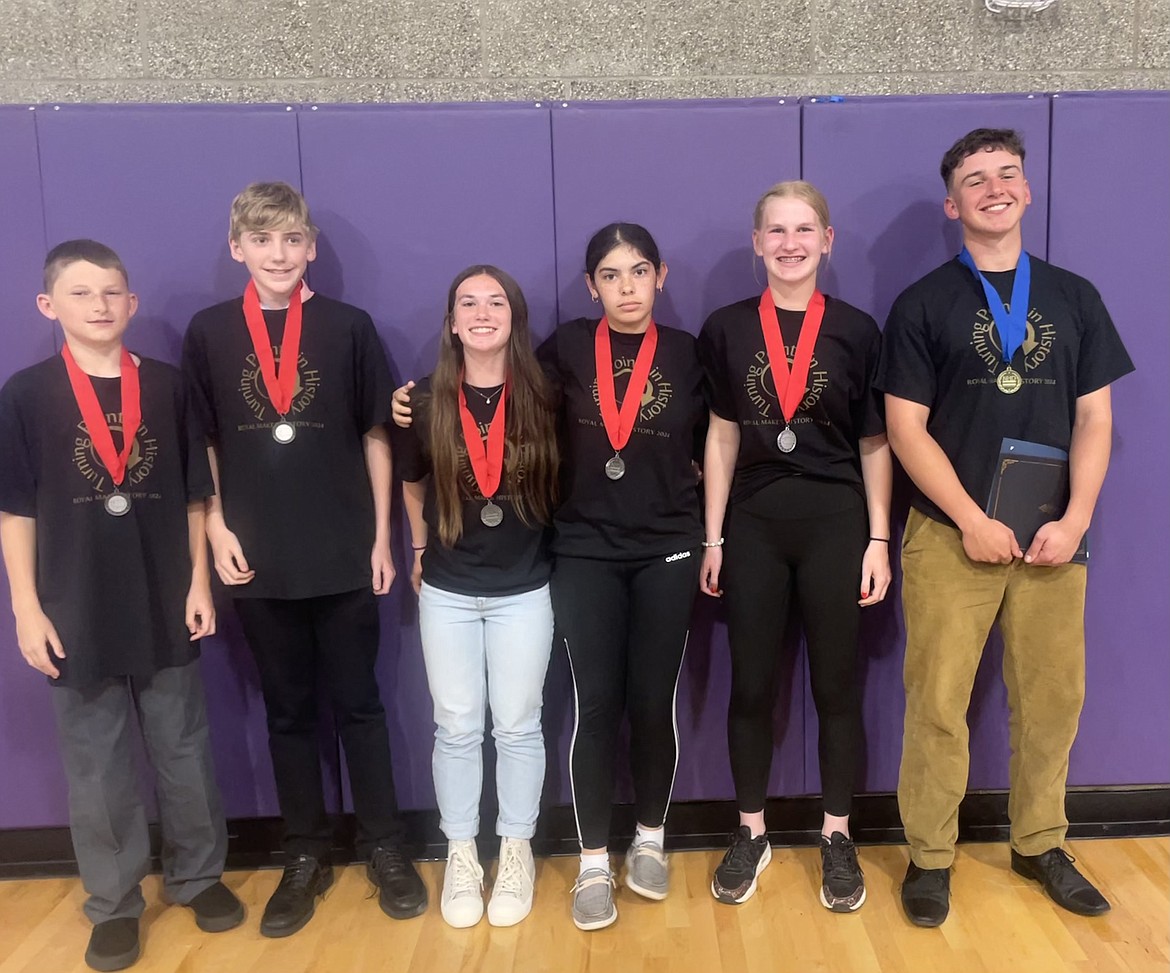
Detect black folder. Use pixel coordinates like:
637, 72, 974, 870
985, 438, 1089, 564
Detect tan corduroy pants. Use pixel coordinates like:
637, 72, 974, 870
897, 508, 1088, 869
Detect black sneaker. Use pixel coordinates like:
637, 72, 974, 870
901, 861, 950, 927
260, 855, 334, 938
711, 825, 772, 904
185, 880, 245, 933
819, 832, 866, 912
368, 844, 428, 919
1011, 848, 1111, 916
84, 917, 140, 972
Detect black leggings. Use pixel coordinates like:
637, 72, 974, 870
723, 478, 867, 817
551, 550, 701, 849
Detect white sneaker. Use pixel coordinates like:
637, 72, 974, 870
487, 837, 535, 927
441, 839, 484, 928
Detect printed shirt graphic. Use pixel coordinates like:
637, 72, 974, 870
538, 318, 706, 561
697, 294, 884, 506
0, 357, 212, 687
875, 255, 1135, 527
182, 294, 394, 599
394, 376, 552, 597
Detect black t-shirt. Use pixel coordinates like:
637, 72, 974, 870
394, 376, 552, 597
537, 318, 705, 560
0, 356, 213, 688
182, 294, 394, 599
875, 255, 1135, 527
697, 294, 885, 506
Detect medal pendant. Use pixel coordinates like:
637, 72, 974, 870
604, 454, 626, 481
777, 427, 797, 453
272, 420, 296, 444
480, 501, 504, 528
996, 367, 1023, 394
104, 492, 131, 517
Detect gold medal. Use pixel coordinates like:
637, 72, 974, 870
996, 367, 1023, 394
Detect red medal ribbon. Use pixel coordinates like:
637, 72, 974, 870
458, 379, 508, 500
594, 318, 658, 453
242, 279, 303, 417
757, 289, 825, 424
62, 345, 141, 488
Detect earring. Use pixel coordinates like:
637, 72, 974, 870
590, 294, 599, 303
656, 286, 663, 294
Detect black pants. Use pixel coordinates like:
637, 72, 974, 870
234, 587, 404, 860
723, 478, 867, 817
551, 549, 700, 849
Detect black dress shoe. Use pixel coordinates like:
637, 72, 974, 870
85, 917, 140, 972
260, 855, 335, 938
186, 880, 246, 933
368, 844, 428, 919
1011, 848, 1111, 916
901, 861, 950, 927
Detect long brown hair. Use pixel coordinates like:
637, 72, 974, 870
427, 265, 559, 547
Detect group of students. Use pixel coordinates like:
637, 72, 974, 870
0, 125, 1132, 971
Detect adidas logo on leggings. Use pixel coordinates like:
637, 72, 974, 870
664, 550, 693, 562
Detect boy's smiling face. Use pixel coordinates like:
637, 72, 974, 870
230, 221, 317, 307
36, 260, 137, 350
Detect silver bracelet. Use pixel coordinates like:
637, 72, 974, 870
701, 538, 725, 548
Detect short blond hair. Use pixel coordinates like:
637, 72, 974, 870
229, 181, 318, 241
753, 180, 831, 231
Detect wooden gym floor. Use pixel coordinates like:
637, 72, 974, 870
0, 838, 1165, 973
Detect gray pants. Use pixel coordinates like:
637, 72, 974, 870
51, 659, 228, 924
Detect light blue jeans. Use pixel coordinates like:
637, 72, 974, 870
418, 581, 554, 840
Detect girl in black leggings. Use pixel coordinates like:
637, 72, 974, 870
698, 181, 892, 912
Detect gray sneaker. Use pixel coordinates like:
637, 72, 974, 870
624, 841, 668, 900
571, 867, 617, 930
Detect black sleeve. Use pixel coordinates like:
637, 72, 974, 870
177, 378, 214, 503
855, 320, 886, 439
696, 315, 736, 421
355, 312, 394, 432
0, 379, 37, 517
875, 292, 936, 408
535, 330, 565, 393
1073, 280, 1135, 396
392, 388, 431, 484
180, 318, 218, 441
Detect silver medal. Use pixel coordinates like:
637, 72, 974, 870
272, 420, 296, 444
777, 427, 797, 453
104, 492, 131, 517
604, 454, 626, 480
480, 501, 504, 528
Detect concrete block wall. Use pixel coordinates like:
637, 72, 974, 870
0, 0, 1166, 104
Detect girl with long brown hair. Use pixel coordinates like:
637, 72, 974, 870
395, 265, 558, 930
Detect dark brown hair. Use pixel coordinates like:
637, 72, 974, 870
43, 239, 128, 292
940, 128, 1026, 191
427, 265, 559, 547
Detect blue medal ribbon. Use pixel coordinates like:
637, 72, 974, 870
958, 247, 1031, 364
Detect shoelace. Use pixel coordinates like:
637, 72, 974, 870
822, 838, 861, 884
572, 868, 614, 894
493, 843, 531, 898
630, 841, 667, 867
447, 843, 484, 896
277, 855, 320, 892
369, 845, 409, 883
722, 831, 763, 871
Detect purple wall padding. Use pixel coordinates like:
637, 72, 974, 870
297, 105, 558, 810
0, 108, 55, 829
551, 102, 803, 802
0, 93, 1165, 835
20, 106, 310, 825
802, 94, 1052, 793
1049, 91, 1170, 786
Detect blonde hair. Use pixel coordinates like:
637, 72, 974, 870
753, 180, 831, 231
229, 181, 318, 241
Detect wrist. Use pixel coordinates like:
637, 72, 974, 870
702, 537, 724, 548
